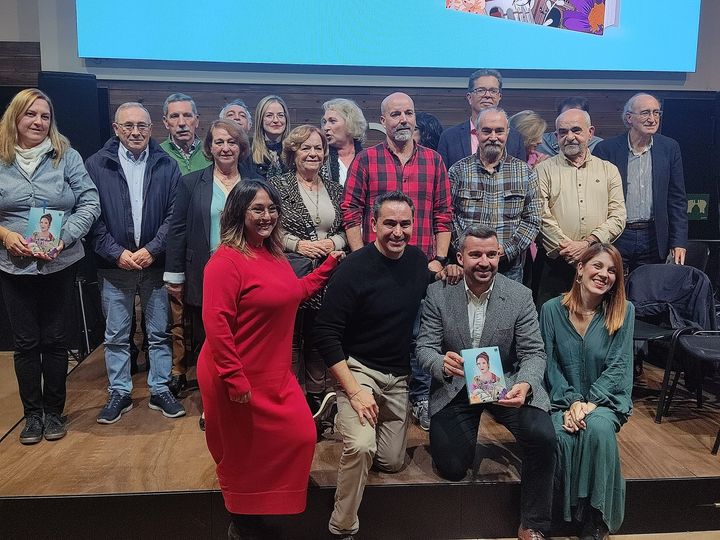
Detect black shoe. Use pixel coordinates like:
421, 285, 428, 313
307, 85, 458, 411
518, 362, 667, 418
199, 412, 206, 431
44, 413, 67, 441
580, 509, 609, 540
97, 391, 133, 424
168, 374, 187, 397
307, 391, 337, 421
19, 415, 44, 445
149, 391, 186, 418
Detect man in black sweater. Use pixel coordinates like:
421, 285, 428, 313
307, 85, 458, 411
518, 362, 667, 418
315, 191, 458, 539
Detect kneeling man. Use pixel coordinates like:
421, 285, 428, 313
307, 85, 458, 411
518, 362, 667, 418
417, 225, 555, 540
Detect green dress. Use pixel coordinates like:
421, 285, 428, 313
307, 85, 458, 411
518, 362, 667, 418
540, 296, 634, 533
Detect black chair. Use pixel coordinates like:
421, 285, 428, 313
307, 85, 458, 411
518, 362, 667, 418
684, 240, 710, 273
626, 264, 717, 423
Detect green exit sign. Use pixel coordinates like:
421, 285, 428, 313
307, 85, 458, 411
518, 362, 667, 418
687, 194, 709, 220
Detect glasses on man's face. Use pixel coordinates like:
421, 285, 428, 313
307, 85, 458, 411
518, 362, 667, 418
469, 87, 500, 96
247, 205, 279, 217
628, 109, 663, 120
117, 122, 152, 133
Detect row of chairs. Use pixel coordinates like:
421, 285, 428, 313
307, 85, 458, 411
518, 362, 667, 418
627, 240, 720, 454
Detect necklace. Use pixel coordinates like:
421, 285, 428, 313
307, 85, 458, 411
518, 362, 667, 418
298, 177, 321, 225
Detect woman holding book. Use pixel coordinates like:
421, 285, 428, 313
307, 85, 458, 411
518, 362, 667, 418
197, 179, 343, 538
539, 243, 634, 540
0, 88, 100, 444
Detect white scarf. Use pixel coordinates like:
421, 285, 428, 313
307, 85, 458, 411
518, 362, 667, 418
15, 138, 53, 177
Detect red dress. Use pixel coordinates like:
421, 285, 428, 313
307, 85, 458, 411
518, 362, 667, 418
198, 244, 338, 515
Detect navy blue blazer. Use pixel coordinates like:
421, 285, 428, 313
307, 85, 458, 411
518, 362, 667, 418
164, 159, 260, 307
594, 133, 687, 258
437, 120, 526, 168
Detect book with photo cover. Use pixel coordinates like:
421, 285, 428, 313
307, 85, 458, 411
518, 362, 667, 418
25, 207, 63, 256
462, 346, 509, 404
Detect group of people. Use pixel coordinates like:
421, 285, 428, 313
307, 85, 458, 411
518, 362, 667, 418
0, 64, 689, 540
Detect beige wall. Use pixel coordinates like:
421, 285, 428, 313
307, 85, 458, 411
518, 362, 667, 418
26, 0, 720, 91
0, 0, 39, 42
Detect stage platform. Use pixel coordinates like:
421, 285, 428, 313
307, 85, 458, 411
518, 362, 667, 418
0, 349, 718, 539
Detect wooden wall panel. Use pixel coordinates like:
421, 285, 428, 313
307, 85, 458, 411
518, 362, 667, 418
0, 42, 40, 87
102, 79, 715, 147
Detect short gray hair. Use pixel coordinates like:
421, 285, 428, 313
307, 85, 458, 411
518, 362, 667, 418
458, 225, 498, 251
219, 98, 253, 127
114, 102, 151, 123
468, 69, 503, 91
475, 106, 508, 132
163, 93, 197, 116
555, 109, 592, 130
622, 92, 660, 128
322, 98, 368, 143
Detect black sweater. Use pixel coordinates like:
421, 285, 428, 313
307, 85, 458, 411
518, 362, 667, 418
314, 243, 431, 376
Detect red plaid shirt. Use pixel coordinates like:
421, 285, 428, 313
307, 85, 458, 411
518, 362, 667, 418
342, 142, 452, 259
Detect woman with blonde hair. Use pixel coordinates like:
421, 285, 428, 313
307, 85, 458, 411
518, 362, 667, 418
540, 243, 634, 540
0, 88, 100, 444
251, 95, 291, 178
321, 98, 367, 185
509, 109, 549, 168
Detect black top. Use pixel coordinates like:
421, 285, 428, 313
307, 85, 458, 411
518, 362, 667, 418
314, 243, 432, 376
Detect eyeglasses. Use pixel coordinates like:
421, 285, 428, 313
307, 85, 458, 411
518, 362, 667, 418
469, 87, 500, 96
628, 109, 663, 119
117, 122, 152, 133
247, 206, 279, 217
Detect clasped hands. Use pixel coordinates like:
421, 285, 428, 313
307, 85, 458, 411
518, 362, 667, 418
562, 400, 597, 433
117, 248, 155, 270
442, 351, 530, 408
429, 260, 463, 285
558, 239, 589, 265
296, 238, 336, 258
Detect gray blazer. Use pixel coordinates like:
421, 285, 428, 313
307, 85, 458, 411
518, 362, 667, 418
416, 273, 550, 416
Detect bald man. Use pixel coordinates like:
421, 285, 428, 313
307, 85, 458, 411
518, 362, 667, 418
342, 92, 454, 432
535, 109, 626, 305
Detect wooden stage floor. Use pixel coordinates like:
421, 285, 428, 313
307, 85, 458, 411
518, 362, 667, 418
0, 348, 718, 539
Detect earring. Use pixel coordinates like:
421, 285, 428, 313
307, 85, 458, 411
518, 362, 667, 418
576, 276, 582, 284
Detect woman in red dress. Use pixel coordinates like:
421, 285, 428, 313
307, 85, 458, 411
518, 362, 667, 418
198, 179, 343, 538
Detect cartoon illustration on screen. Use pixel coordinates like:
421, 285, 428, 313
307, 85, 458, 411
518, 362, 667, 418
446, 0, 620, 35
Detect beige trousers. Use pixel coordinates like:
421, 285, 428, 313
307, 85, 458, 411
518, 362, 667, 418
328, 357, 410, 536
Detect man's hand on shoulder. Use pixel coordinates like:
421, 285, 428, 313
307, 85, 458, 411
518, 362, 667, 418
497, 382, 531, 408
435, 263, 463, 285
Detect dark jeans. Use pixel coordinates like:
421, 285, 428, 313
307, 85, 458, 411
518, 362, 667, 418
0, 264, 76, 417
409, 304, 431, 404
613, 224, 662, 275
430, 391, 556, 533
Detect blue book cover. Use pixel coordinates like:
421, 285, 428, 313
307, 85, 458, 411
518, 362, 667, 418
462, 346, 509, 404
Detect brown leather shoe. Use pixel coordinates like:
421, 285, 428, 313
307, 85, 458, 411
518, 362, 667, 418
518, 525, 546, 540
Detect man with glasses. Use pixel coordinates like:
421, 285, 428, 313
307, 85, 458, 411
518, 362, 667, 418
594, 93, 687, 271
87, 102, 185, 424
449, 107, 540, 283
438, 68, 525, 168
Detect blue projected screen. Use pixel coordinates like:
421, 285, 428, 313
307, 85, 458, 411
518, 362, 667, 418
76, 0, 701, 73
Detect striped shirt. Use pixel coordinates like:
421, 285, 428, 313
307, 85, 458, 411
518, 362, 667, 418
449, 153, 540, 261
342, 141, 452, 259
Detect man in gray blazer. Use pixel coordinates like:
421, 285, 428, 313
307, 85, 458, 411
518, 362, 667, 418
417, 225, 555, 540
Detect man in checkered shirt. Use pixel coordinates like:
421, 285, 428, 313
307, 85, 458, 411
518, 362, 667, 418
448, 106, 541, 282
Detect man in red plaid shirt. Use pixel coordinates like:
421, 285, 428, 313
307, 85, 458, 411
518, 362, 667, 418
342, 91, 453, 432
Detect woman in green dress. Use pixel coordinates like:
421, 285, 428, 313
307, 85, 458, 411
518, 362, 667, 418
539, 243, 634, 540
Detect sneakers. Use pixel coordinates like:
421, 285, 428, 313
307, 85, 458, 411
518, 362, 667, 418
168, 373, 187, 397
43, 413, 67, 441
412, 399, 430, 431
149, 391, 186, 418
19, 415, 44, 445
97, 391, 133, 424
309, 391, 337, 421
199, 412, 206, 431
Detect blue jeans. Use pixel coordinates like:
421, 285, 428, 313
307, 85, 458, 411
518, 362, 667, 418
409, 303, 431, 404
98, 268, 172, 396
613, 225, 662, 275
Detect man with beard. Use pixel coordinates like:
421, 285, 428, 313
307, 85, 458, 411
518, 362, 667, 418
448, 107, 540, 282
437, 68, 525, 168
534, 109, 626, 305
416, 225, 555, 540
342, 92, 454, 433
594, 93, 687, 272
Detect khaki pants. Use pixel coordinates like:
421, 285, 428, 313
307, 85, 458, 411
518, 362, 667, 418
329, 358, 410, 536
169, 294, 186, 376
